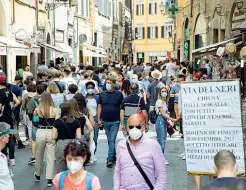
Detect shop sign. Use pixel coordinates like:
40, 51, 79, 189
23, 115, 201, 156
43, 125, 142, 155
181, 80, 245, 175
184, 41, 189, 58
11, 48, 29, 56
56, 30, 64, 43
15, 29, 29, 41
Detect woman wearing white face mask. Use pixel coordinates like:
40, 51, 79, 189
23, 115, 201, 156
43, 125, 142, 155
53, 141, 102, 190
155, 87, 177, 165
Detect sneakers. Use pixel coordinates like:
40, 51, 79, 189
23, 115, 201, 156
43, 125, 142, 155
9, 159, 15, 166
106, 160, 113, 168
182, 155, 186, 160
165, 160, 170, 165
17, 141, 25, 149
28, 157, 35, 165
34, 172, 40, 182
47, 179, 53, 187
93, 158, 98, 163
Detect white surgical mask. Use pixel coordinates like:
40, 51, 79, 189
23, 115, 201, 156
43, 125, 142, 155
129, 128, 142, 140
132, 79, 138, 83
161, 92, 167, 98
87, 89, 94, 95
106, 84, 112, 91
67, 161, 83, 174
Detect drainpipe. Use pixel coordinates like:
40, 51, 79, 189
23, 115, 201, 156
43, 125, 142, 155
53, 0, 56, 46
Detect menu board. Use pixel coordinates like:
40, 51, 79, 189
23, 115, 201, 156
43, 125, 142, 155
181, 80, 245, 175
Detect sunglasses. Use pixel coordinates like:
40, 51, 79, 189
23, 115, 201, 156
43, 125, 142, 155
129, 125, 142, 130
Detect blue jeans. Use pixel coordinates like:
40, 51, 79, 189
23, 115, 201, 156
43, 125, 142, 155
102, 121, 120, 161
156, 116, 167, 153
93, 116, 99, 153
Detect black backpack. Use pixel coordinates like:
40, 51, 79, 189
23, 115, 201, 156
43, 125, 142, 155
149, 110, 157, 124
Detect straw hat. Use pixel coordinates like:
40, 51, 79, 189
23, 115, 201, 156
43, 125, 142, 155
240, 46, 246, 60
225, 43, 237, 56
151, 70, 162, 80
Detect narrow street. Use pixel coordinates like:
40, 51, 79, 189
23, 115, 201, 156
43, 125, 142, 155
12, 125, 209, 190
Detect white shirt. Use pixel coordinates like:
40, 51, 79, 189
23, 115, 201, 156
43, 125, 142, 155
0, 152, 14, 190
87, 98, 97, 117
60, 77, 77, 90
166, 63, 176, 77
78, 79, 99, 97
155, 99, 168, 115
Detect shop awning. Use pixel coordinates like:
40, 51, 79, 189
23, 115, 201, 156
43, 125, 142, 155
38, 43, 69, 58
0, 36, 29, 56
55, 43, 73, 58
83, 49, 107, 57
30, 44, 41, 54
192, 38, 239, 55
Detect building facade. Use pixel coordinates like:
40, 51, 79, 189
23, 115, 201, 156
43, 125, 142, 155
132, 0, 173, 63
175, 0, 246, 62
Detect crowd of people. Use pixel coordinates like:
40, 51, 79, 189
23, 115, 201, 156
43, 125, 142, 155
0, 58, 245, 190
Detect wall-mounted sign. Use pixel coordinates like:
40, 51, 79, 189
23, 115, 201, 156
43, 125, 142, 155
184, 41, 189, 59
15, 29, 29, 41
56, 30, 64, 43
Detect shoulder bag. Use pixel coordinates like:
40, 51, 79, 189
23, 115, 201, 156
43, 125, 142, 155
126, 141, 154, 190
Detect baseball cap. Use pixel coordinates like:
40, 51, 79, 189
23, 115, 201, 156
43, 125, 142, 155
0, 122, 16, 137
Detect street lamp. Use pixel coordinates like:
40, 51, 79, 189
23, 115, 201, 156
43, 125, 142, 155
236, 0, 244, 10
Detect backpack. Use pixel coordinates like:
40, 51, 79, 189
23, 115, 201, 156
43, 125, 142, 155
149, 110, 157, 124
58, 171, 93, 190
32, 98, 39, 123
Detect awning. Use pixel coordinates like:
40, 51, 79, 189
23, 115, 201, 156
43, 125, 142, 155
38, 43, 68, 58
192, 38, 239, 55
30, 44, 41, 54
55, 43, 73, 58
83, 49, 107, 57
0, 36, 29, 56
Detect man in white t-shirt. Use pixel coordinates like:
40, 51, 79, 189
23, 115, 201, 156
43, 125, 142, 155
0, 122, 15, 190
60, 67, 77, 90
166, 59, 177, 85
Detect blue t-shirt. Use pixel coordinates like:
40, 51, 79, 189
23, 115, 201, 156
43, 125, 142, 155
99, 90, 123, 122
201, 177, 246, 190
11, 84, 23, 114
170, 84, 180, 103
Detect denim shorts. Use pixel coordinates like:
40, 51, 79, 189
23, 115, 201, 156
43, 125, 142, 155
32, 125, 38, 141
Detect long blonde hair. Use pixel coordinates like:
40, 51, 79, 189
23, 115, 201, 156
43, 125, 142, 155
69, 98, 83, 118
47, 82, 60, 94
39, 92, 54, 118
158, 87, 169, 104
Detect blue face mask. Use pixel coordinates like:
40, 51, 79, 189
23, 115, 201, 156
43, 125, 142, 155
87, 89, 94, 95
161, 92, 167, 98
106, 84, 112, 91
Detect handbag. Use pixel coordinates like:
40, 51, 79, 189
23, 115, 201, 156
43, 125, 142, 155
32, 98, 39, 123
126, 141, 154, 190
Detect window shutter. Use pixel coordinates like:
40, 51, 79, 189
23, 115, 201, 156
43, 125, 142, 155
155, 3, 157, 14
136, 5, 139, 15
142, 4, 144, 15
155, 26, 158, 38
147, 27, 150, 38
161, 26, 164, 38
149, 3, 151, 14
142, 27, 145, 39
135, 28, 138, 39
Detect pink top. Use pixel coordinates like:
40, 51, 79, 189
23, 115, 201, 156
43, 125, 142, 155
114, 135, 167, 190
53, 171, 102, 190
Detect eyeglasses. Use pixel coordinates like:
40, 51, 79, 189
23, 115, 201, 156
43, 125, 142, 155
129, 125, 142, 130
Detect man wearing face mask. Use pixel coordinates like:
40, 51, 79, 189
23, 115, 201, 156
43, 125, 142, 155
98, 76, 124, 168
0, 122, 15, 190
86, 81, 99, 161
114, 114, 166, 190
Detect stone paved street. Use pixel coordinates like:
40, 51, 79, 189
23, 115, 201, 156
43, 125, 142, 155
12, 125, 209, 190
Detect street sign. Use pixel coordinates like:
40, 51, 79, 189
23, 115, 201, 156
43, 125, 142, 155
167, 3, 179, 17
181, 80, 245, 176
